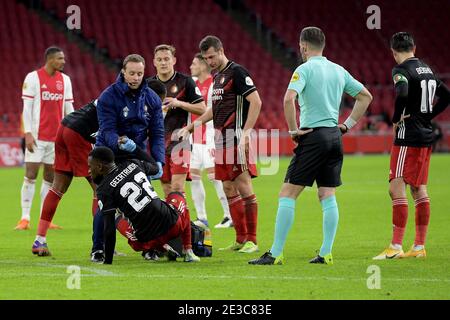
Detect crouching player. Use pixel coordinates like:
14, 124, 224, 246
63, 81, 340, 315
88, 146, 200, 264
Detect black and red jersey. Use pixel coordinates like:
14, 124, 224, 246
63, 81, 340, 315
392, 58, 449, 147
211, 61, 257, 149
97, 160, 178, 242
61, 100, 98, 144
148, 72, 203, 154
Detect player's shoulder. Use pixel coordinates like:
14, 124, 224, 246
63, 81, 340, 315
295, 62, 308, 73
24, 70, 38, 81
172, 71, 195, 85
61, 72, 72, 82
393, 58, 432, 77
229, 61, 250, 74
170, 72, 195, 89
292, 61, 314, 80
97, 84, 118, 105
174, 71, 192, 82
391, 63, 409, 78
414, 59, 435, 76
327, 58, 346, 72
99, 84, 115, 97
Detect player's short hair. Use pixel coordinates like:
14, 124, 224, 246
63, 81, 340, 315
89, 147, 115, 164
147, 79, 167, 101
299, 27, 326, 50
194, 53, 206, 63
154, 44, 176, 56
122, 54, 145, 69
194, 53, 211, 73
44, 46, 63, 61
199, 35, 223, 53
390, 32, 415, 52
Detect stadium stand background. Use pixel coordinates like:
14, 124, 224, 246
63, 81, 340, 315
1, 0, 449, 155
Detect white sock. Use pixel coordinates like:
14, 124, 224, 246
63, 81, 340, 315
21, 177, 36, 221
210, 176, 231, 220
40, 180, 52, 217
35, 235, 46, 244
413, 245, 424, 251
390, 243, 402, 250
190, 177, 207, 221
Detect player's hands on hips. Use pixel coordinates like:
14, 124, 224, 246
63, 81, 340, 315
118, 136, 136, 152
392, 114, 410, 135
289, 128, 313, 143
177, 127, 191, 140
338, 124, 348, 134
149, 162, 163, 180
24, 132, 37, 153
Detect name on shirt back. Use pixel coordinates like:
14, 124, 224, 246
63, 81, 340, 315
110, 163, 137, 188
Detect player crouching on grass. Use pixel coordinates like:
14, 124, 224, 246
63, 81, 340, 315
88, 146, 200, 264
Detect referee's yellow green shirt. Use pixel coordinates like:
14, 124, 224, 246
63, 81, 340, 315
288, 56, 363, 128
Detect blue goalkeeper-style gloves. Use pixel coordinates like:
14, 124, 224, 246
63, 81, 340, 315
149, 162, 163, 180
118, 137, 136, 152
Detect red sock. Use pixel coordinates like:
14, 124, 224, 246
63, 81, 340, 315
242, 194, 258, 244
92, 197, 98, 216
227, 195, 247, 243
391, 198, 408, 246
37, 189, 63, 237
181, 205, 192, 250
116, 217, 146, 251
178, 192, 192, 249
414, 197, 430, 246
116, 217, 130, 238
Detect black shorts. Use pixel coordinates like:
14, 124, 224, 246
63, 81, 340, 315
284, 127, 343, 187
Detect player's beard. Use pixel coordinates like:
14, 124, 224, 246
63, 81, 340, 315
55, 63, 65, 71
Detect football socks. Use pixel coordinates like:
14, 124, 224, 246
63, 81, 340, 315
20, 177, 36, 221
392, 198, 408, 246
414, 197, 430, 246
319, 195, 339, 257
270, 197, 295, 258
243, 194, 258, 244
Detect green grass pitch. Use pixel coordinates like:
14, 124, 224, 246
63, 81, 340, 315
0, 154, 449, 300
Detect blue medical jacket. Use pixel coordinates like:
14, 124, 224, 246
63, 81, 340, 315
96, 74, 165, 165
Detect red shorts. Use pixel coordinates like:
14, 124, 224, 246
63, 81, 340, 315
161, 149, 191, 183
54, 125, 93, 177
124, 194, 192, 252
126, 215, 188, 252
214, 146, 258, 181
389, 145, 432, 187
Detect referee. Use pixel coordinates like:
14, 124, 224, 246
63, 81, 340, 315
249, 26, 373, 265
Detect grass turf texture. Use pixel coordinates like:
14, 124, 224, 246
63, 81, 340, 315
0, 154, 449, 300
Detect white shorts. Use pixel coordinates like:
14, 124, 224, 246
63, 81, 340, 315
24, 139, 55, 164
190, 143, 215, 170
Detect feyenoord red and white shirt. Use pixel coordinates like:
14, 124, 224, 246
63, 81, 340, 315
22, 67, 74, 142
191, 75, 214, 146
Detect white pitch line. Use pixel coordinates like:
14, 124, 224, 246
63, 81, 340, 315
1, 270, 450, 284
0, 260, 116, 276
1, 260, 449, 284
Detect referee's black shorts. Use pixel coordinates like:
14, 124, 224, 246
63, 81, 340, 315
284, 127, 343, 188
